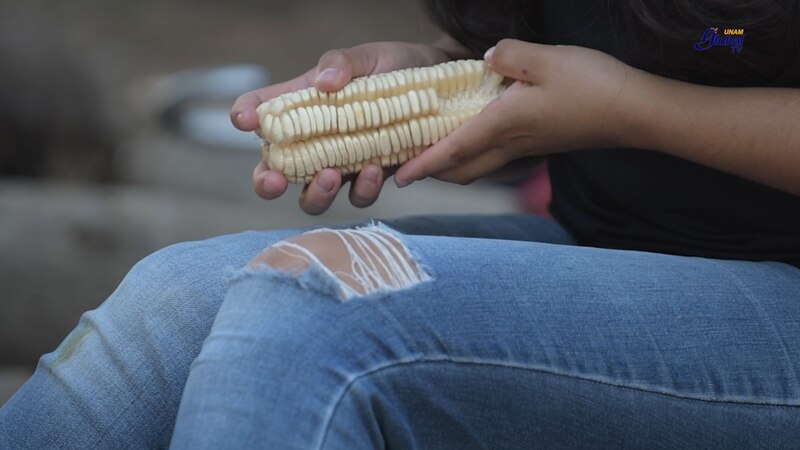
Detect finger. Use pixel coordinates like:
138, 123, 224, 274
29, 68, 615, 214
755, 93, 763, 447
484, 38, 554, 84
232, 46, 380, 131
231, 69, 316, 131
313, 47, 378, 92
394, 100, 508, 187
348, 163, 385, 208
252, 160, 289, 200
432, 149, 510, 185
299, 168, 342, 215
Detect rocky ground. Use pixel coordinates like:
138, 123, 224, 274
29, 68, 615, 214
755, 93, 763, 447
0, 0, 521, 405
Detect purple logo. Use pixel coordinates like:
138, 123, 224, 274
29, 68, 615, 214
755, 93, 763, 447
694, 27, 745, 54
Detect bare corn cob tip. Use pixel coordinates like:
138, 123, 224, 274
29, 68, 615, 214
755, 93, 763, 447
255, 59, 506, 183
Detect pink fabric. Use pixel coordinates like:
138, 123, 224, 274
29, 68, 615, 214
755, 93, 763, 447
517, 162, 553, 218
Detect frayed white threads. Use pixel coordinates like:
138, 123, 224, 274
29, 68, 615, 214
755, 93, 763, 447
268, 226, 430, 300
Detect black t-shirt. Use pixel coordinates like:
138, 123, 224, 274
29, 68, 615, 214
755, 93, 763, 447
535, 1, 800, 266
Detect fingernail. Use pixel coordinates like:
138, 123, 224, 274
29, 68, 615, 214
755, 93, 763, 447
317, 174, 335, 193
483, 46, 495, 62
316, 68, 340, 84
395, 177, 414, 188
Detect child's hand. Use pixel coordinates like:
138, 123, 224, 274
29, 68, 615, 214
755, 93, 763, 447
395, 39, 638, 187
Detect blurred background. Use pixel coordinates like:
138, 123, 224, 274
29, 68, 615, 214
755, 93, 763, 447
0, 0, 523, 404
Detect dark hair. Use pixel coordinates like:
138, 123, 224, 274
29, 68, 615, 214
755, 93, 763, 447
423, 0, 540, 56
424, 0, 800, 86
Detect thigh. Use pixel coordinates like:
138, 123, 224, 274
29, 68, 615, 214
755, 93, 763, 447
0, 214, 569, 450
173, 226, 800, 449
377, 236, 800, 448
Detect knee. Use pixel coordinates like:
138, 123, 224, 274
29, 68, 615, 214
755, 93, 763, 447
125, 241, 220, 298
40, 239, 231, 373
128, 231, 272, 289
108, 232, 275, 322
247, 225, 431, 300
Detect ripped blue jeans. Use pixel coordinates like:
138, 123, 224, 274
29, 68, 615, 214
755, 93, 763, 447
2, 214, 800, 449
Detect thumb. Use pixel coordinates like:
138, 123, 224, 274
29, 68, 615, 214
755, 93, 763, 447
484, 38, 551, 84
394, 99, 509, 186
314, 47, 377, 92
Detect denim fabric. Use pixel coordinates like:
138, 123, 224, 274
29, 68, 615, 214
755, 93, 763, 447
2, 214, 799, 449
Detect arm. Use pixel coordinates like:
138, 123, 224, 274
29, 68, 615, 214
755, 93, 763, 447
394, 39, 800, 197
623, 75, 800, 195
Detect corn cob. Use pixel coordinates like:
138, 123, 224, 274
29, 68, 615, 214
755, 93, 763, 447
256, 59, 506, 183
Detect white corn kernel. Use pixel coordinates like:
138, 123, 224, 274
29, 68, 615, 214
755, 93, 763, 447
257, 59, 506, 183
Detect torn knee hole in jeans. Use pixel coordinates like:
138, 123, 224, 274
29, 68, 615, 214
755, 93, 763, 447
248, 224, 432, 300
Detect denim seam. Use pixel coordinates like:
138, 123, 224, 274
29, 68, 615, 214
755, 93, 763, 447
316, 356, 800, 448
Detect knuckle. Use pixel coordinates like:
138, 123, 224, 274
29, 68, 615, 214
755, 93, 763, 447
493, 39, 516, 64
447, 143, 471, 165
319, 49, 349, 67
